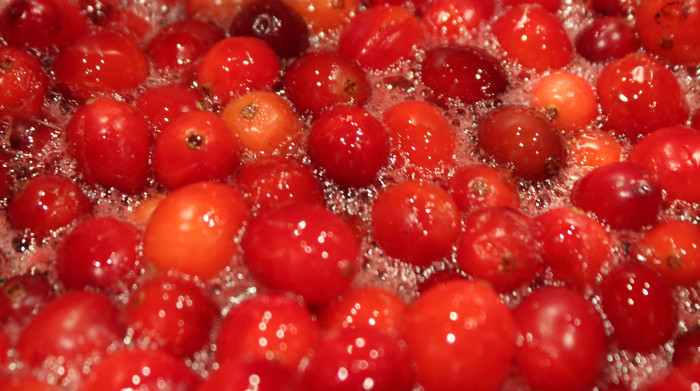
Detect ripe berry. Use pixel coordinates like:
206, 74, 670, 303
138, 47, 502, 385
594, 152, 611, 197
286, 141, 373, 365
0, 377, 60, 391
134, 84, 203, 133
633, 220, 700, 286
672, 329, 700, 367
567, 130, 624, 169
576, 16, 640, 62
282, 0, 359, 33
635, 0, 700, 66
0, 274, 55, 324
199, 359, 303, 391
529, 70, 598, 132
318, 287, 408, 336
0, 46, 48, 118
447, 164, 520, 213
503, 0, 561, 12
422, 0, 494, 42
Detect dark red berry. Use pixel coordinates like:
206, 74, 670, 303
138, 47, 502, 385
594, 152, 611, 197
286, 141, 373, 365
0, 274, 55, 324
673, 329, 700, 367
636, 0, 700, 66
576, 17, 640, 62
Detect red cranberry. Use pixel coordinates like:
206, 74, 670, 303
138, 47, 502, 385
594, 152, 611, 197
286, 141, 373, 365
514, 287, 607, 391
53, 29, 150, 102
503, 0, 561, 12
80, 348, 201, 391
65, 98, 152, 193
628, 126, 700, 203
571, 162, 662, 231
242, 204, 359, 305
230, 0, 309, 59
0, 274, 55, 324
597, 54, 688, 138
371, 180, 460, 267
422, 0, 494, 42
282, 51, 370, 116
600, 262, 678, 351
0, 46, 47, 118
134, 84, 203, 133
576, 17, 641, 62
7, 116, 54, 155
0, 377, 60, 391
402, 280, 516, 391
196, 36, 280, 105
447, 164, 520, 213
421, 46, 508, 107
648, 363, 700, 391
457, 207, 542, 292
416, 269, 469, 294
318, 287, 408, 336
199, 359, 303, 391
124, 275, 217, 357
478, 105, 565, 180
78, 0, 119, 24
56, 217, 141, 292
529, 70, 598, 132
633, 219, 700, 286
147, 19, 224, 83
7, 174, 92, 238
636, 0, 700, 66
592, 0, 636, 16
282, 0, 359, 33
673, 329, 700, 367
308, 105, 390, 187
216, 293, 319, 369
492, 4, 573, 72
97, 4, 155, 44
338, 5, 424, 69
302, 327, 414, 391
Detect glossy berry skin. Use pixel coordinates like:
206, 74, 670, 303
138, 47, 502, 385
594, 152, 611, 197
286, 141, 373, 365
513, 286, 607, 391
636, 0, 700, 66
478, 106, 565, 180
597, 54, 688, 138
338, 5, 424, 69
592, 0, 634, 15
236, 156, 324, 214
80, 348, 200, 391
199, 359, 303, 391
282, 51, 370, 117
492, 4, 573, 72
567, 130, 624, 168
457, 207, 542, 292
0, 274, 54, 324
318, 287, 408, 336
135, 84, 203, 133
302, 327, 414, 391
7, 175, 92, 238
628, 126, 700, 203
633, 220, 700, 286
534, 207, 614, 290
53, 29, 149, 102
242, 204, 359, 305
447, 164, 519, 213
421, 46, 508, 107
402, 280, 516, 391
125, 275, 217, 357
571, 162, 662, 231
56, 217, 141, 292
371, 180, 460, 267
529, 70, 598, 132
422, 0, 494, 42
196, 36, 280, 104
0, 46, 48, 118
66, 98, 152, 193
600, 262, 678, 351
153, 111, 241, 190
308, 105, 390, 187
229, 0, 309, 59
17, 290, 123, 368
216, 293, 319, 369
144, 182, 250, 279
673, 329, 700, 367
576, 16, 640, 62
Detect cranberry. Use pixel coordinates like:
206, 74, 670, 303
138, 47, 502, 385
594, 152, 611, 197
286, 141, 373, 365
421, 46, 508, 107
282, 51, 370, 116
492, 4, 573, 72
199, 359, 303, 391
17, 290, 123, 368
65, 98, 152, 193
600, 262, 678, 351
125, 275, 217, 357
571, 162, 662, 231
7, 174, 92, 238
534, 207, 614, 290
196, 36, 280, 105
633, 219, 700, 286
503, 0, 561, 12
0, 377, 60, 391
628, 126, 700, 203
56, 217, 141, 292
673, 329, 700, 367
153, 111, 241, 190
567, 130, 624, 168
79, 0, 119, 24
302, 327, 414, 391
371, 180, 460, 267
597, 54, 688, 138
338, 5, 424, 69
283, 0, 359, 33
0, 46, 48, 118
230, 0, 309, 59
576, 16, 640, 62
80, 348, 201, 391
8, 116, 56, 155
416, 269, 469, 294
447, 164, 520, 213
648, 363, 700, 391
478, 105, 565, 180
216, 293, 319, 369
147, 19, 224, 82
457, 207, 542, 292
134, 84, 203, 133
402, 280, 516, 391
236, 156, 324, 214
53, 29, 150, 102
0, 274, 55, 324
422, 0, 494, 42
318, 287, 408, 336
143, 182, 250, 279
98, 4, 155, 43
242, 204, 359, 305
636, 0, 700, 66
529, 70, 598, 132
308, 105, 390, 187
592, 0, 636, 16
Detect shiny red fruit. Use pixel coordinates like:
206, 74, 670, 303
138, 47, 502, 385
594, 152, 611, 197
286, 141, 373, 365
199, 359, 303, 391
576, 16, 640, 62
633, 219, 700, 286
134, 84, 203, 133
0, 274, 54, 324
447, 164, 520, 213
636, 0, 700, 66
0, 46, 47, 118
